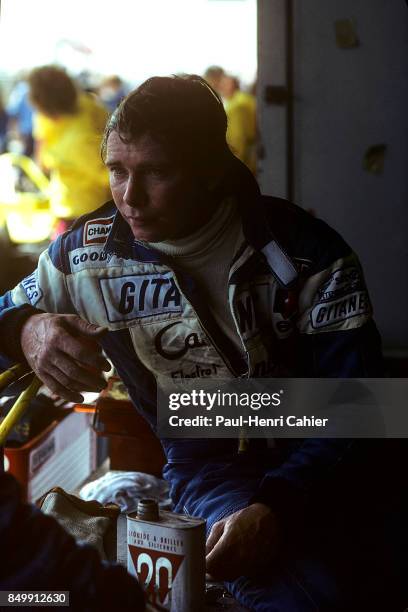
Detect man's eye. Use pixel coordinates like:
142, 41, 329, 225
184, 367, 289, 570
110, 167, 127, 178
148, 167, 169, 178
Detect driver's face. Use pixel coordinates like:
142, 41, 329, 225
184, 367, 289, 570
106, 131, 215, 242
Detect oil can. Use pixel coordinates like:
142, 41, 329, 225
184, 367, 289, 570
127, 498, 205, 611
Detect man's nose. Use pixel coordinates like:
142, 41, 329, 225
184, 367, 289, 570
123, 176, 147, 208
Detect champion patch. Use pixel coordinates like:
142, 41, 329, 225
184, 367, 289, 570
99, 273, 182, 323
83, 216, 114, 245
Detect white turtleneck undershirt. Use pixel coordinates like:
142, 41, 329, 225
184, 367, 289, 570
146, 198, 245, 356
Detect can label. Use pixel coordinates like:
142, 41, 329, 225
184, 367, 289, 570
128, 534, 185, 606
127, 511, 205, 611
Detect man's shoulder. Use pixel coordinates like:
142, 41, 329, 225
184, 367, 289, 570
47, 201, 117, 273
260, 195, 352, 274
67, 201, 117, 242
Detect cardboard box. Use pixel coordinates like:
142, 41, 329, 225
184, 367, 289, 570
92, 378, 165, 476
4, 410, 96, 503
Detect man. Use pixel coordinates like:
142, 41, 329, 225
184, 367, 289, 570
0, 76, 402, 611
203, 65, 226, 93
28, 65, 111, 236
6, 75, 34, 157
99, 75, 128, 113
204, 67, 256, 173
219, 74, 257, 174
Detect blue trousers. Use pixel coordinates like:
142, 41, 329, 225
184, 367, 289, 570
170, 440, 408, 611
225, 487, 408, 611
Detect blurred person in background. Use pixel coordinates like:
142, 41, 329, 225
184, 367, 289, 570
76, 69, 100, 96
220, 74, 256, 175
6, 75, 34, 157
203, 65, 225, 95
204, 67, 256, 174
0, 90, 8, 153
28, 65, 111, 236
99, 75, 128, 113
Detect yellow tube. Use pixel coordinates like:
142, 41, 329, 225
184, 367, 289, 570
0, 364, 27, 392
0, 376, 42, 446
238, 429, 249, 453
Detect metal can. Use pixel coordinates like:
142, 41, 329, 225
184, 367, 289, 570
127, 499, 206, 611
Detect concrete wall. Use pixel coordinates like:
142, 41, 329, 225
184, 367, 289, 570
258, 0, 408, 350
257, 0, 287, 198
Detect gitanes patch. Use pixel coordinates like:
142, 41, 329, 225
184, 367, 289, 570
83, 216, 114, 245
311, 290, 370, 329
317, 266, 363, 303
99, 273, 182, 323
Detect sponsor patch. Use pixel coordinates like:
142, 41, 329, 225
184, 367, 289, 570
171, 363, 220, 379
234, 281, 273, 338
70, 246, 108, 271
99, 273, 182, 323
155, 321, 207, 360
69, 246, 131, 272
21, 271, 43, 306
317, 265, 363, 303
310, 291, 370, 329
83, 216, 114, 245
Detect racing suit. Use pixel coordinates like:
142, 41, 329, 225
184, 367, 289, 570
0, 173, 392, 610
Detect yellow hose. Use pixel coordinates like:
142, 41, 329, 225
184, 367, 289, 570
0, 364, 27, 392
238, 429, 249, 453
0, 376, 42, 445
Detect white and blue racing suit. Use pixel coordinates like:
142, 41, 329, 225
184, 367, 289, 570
2, 174, 401, 611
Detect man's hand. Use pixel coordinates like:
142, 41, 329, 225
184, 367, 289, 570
20, 313, 111, 402
205, 503, 281, 581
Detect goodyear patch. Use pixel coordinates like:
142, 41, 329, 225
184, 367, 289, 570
69, 246, 132, 272
70, 246, 108, 272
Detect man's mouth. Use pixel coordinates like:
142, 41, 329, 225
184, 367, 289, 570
126, 216, 151, 225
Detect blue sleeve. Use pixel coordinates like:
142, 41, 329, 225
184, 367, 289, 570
0, 296, 40, 364
0, 235, 72, 364
251, 320, 384, 515
0, 472, 145, 609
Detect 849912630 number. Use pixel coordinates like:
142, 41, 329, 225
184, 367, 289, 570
0, 591, 69, 607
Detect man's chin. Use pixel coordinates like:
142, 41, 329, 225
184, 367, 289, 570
131, 228, 167, 243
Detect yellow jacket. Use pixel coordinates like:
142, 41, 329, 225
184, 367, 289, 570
34, 94, 110, 219
225, 91, 256, 174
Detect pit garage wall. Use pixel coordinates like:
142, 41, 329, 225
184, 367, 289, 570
257, 0, 408, 350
